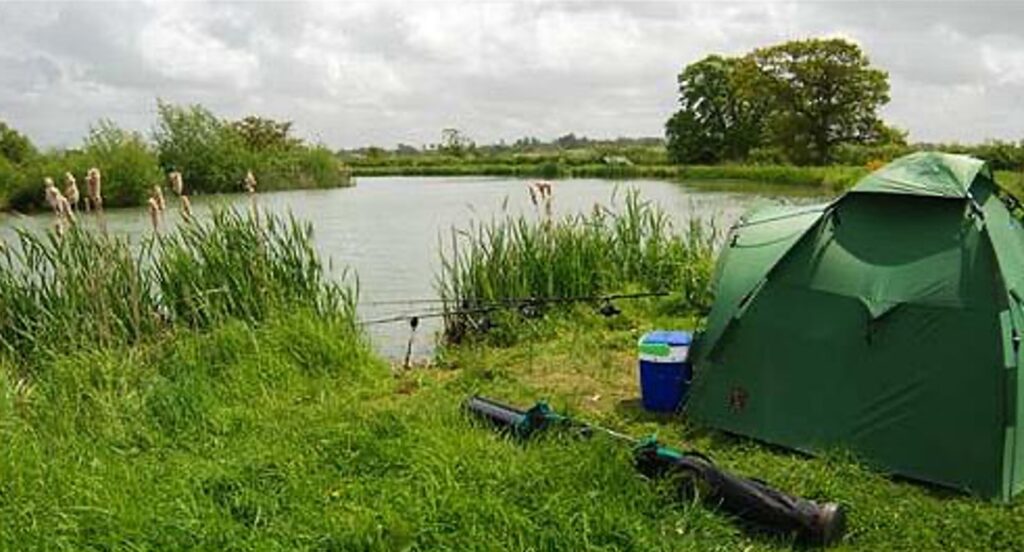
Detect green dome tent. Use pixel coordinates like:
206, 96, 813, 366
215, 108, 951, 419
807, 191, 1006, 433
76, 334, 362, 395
687, 152, 1024, 500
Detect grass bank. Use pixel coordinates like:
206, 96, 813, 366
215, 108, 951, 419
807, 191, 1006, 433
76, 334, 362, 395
432, 305, 1024, 551
4, 206, 1024, 549
9, 299, 1023, 549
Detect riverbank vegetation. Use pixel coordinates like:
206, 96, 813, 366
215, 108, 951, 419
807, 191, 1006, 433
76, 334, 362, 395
340, 138, 1024, 197
0, 209, 351, 363
0, 102, 351, 213
438, 188, 716, 343
3, 207, 1024, 549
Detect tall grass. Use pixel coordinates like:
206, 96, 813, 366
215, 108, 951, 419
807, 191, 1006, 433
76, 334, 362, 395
438, 189, 717, 342
0, 209, 354, 368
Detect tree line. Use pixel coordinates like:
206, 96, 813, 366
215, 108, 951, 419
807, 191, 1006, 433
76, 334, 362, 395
0, 102, 350, 212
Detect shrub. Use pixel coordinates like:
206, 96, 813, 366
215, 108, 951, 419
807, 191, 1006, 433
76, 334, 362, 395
81, 120, 162, 207
154, 101, 251, 194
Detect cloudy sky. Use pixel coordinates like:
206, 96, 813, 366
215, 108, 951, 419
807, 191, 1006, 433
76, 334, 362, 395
1, 1, 1022, 149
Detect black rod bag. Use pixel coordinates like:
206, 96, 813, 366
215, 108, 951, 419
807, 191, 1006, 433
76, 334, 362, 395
634, 444, 845, 545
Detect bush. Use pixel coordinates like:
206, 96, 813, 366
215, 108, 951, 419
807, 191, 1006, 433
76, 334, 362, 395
155, 101, 352, 195
0, 156, 13, 208
154, 101, 251, 194
81, 120, 162, 207
4, 152, 79, 212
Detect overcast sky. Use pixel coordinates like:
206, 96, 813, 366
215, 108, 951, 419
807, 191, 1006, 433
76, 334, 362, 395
1, 1, 1022, 149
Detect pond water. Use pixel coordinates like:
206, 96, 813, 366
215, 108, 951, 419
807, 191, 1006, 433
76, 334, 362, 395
0, 177, 826, 359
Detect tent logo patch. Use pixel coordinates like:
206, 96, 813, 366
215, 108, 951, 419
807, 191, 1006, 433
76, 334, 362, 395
728, 386, 749, 412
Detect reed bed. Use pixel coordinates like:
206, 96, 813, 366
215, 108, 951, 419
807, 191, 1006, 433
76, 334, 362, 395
438, 189, 717, 342
0, 208, 354, 368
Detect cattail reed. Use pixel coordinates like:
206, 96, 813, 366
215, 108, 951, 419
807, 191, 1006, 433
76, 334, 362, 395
168, 170, 192, 222
244, 170, 257, 194
147, 196, 161, 233
44, 177, 75, 230
152, 184, 166, 212
0, 207, 355, 362
529, 181, 554, 221
86, 167, 103, 210
244, 170, 259, 222
64, 172, 80, 212
169, 170, 183, 196
44, 177, 61, 213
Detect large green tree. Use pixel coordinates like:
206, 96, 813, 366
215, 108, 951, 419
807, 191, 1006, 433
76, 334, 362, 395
750, 38, 891, 164
665, 55, 768, 164
666, 38, 893, 165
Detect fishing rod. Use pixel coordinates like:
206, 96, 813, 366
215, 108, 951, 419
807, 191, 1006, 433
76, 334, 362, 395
360, 290, 669, 326
465, 396, 847, 546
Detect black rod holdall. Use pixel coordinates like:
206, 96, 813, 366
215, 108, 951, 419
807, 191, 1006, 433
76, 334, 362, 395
465, 395, 846, 546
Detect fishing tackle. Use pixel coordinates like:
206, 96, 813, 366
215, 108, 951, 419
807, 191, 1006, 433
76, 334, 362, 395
464, 395, 847, 546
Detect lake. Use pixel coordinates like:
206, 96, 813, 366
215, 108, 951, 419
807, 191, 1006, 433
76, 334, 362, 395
0, 177, 824, 359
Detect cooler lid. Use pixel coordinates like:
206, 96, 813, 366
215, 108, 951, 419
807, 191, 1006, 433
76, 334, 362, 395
640, 330, 692, 347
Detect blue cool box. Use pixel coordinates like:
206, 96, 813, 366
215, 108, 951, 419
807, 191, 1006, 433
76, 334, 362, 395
638, 331, 692, 412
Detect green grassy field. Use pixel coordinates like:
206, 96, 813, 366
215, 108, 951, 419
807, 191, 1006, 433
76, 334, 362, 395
6, 301, 1024, 549
4, 205, 1024, 550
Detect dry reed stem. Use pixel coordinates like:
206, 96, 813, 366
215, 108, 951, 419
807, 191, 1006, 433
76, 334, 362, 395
152, 184, 166, 211
86, 168, 103, 209
244, 170, 257, 194
180, 195, 192, 222
245, 170, 259, 223
64, 173, 80, 211
169, 171, 184, 196
147, 196, 161, 233
43, 177, 60, 212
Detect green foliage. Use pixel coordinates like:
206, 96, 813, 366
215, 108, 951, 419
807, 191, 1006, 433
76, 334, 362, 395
230, 115, 301, 152
8, 301, 1024, 550
666, 38, 895, 165
154, 209, 352, 329
681, 164, 866, 191
154, 101, 351, 195
153, 101, 250, 193
751, 38, 893, 164
438, 189, 717, 343
0, 209, 352, 366
82, 120, 162, 206
0, 120, 36, 164
3, 121, 162, 211
3, 150, 83, 212
0, 104, 353, 213
665, 55, 768, 164
0, 156, 14, 208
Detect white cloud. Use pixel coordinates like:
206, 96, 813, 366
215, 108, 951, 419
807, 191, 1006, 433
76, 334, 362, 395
138, 4, 260, 89
982, 40, 1024, 86
0, 1, 1021, 149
